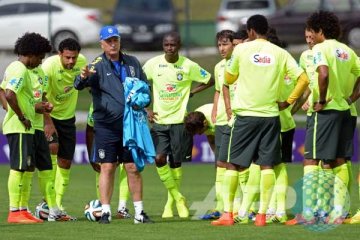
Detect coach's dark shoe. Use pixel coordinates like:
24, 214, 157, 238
99, 212, 111, 224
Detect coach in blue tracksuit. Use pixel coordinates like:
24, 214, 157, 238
74, 26, 152, 224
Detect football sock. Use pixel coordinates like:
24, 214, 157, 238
95, 172, 100, 199
303, 165, 319, 220
164, 167, 182, 207
333, 163, 349, 217
118, 164, 129, 209
234, 169, 249, 214
156, 165, 183, 201
274, 163, 288, 215
19, 171, 33, 210
8, 170, 23, 211
316, 168, 333, 215
50, 154, 57, 181
102, 204, 111, 214
222, 170, 238, 213
238, 164, 260, 217
215, 167, 226, 212
55, 167, 71, 210
233, 185, 242, 215
258, 169, 275, 214
346, 161, 353, 194
134, 201, 143, 216
38, 170, 57, 209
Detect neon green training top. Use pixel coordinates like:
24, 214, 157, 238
2, 61, 38, 134
226, 39, 304, 117
195, 103, 215, 136
42, 54, 87, 120
312, 39, 360, 111
143, 54, 211, 124
214, 59, 228, 126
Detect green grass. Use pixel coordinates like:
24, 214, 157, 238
0, 163, 359, 239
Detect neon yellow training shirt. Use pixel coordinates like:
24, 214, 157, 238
143, 54, 211, 124
42, 54, 87, 120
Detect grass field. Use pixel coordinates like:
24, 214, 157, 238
0, 163, 359, 240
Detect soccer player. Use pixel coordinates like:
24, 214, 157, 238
211, 14, 309, 227
286, 11, 360, 225
75, 26, 152, 224
143, 32, 213, 218
2, 32, 53, 223
42, 38, 86, 218
86, 103, 131, 219
198, 30, 239, 220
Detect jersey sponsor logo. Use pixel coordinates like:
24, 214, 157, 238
33, 89, 42, 99
165, 84, 176, 92
38, 77, 43, 85
159, 64, 167, 68
176, 72, 183, 81
9, 78, 23, 90
313, 52, 322, 65
251, 53, 274, 66
159, 84, 182, 101
335, 48, 349, 61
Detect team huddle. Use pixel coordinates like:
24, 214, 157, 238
1, 11, 360, 227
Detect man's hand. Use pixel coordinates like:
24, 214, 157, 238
301, 100, 310, 111
44, 122, 57, 140
20, 117, 31, 130
90, 162, 101, 173
226, 108, 232, 121
277, 101, 290, 111
35, 101, 54, 114
145, 108, 158, 123
313, 102, 326, 112
80, 65, 96, 79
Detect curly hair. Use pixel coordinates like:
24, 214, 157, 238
234, 29, 248, 41
58, 38, 81, 53
306, 11, 341, 39
184, 111, 206, 135
14, 32, 52, 56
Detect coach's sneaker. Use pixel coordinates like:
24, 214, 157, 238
211, 212, 234, 226
233, 214, 249, 224
21, 210, 44, 223
162, 204, 174, 218
116, 208, 132, 219
255, 213, 266, 226
7, 211, 39, 224
98, 212, 111, 224
200, 210, 221, 220
134, 211, 154, 224
175, 197, 189, 218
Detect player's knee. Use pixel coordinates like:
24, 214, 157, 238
58, 158, 72, 169
49, 143, 59, 155
155, 154, 167, 167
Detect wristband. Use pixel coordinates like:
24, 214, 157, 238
18, 115, 26, 122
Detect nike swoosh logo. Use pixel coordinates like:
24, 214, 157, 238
185, 156, 191, 159
106, 73, 112, 76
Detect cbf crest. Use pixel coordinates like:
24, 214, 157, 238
176, 71, 183, 81
129, 66, 136, 77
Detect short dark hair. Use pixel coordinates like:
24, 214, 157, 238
58, 38, 81, 52
163, 32, 181, 45
234, 29, 248, 40
216, 30, 235, 42
184, 111, 206, 135
306, 11, 341, 39
14, 32, 52, 56
246, 14, 269, 35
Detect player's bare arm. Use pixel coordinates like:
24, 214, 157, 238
5, 89, 31, 130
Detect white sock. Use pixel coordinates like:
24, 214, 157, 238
118, 200, 127, 211
102, 204, 111, 214
133, 201, 143, 216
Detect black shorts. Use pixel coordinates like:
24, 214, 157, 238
229, 115, 281, 168
6, 133, 34, 171
151, 123, 193, 163
34, 130, 52, 170
280, 128, 295, 163
94, 121, 123, 163
216, 125, 231, 162
304, 110, 352, 161
345, 116, 357, 160
48, 117, 76, 160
